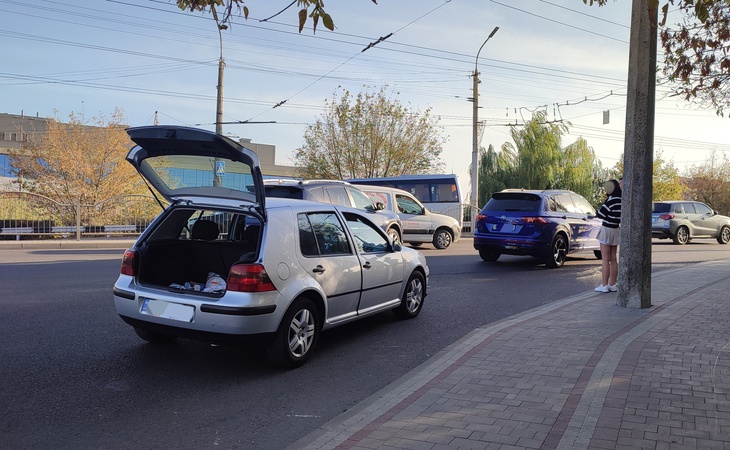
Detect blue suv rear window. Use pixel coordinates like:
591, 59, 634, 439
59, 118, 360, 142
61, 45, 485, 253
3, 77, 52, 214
486, 193, 542, 212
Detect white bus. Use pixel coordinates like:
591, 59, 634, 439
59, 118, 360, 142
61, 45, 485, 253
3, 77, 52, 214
348, 174, 463, 226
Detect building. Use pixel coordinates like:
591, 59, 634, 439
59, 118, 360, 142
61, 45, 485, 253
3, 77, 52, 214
0, 112, 297, 187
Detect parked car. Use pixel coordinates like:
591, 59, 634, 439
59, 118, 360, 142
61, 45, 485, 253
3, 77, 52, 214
473, 189, 602, 268
651, 200, 730, 245
113, 126, 429, 368
263, 179, 403, 243
354, 184, 461, 249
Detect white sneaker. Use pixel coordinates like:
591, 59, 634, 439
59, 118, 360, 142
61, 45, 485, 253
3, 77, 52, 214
595, 285, 609, 293
608, 285, 618, 292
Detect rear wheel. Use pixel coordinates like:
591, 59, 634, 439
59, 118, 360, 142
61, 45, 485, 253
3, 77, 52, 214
432, 229, 453, 249
673, 226, 689, 245
409, 243, 423, 248
267, 298, 320, 369
393, 271, 425, 319
717, 226, 730, 244
546, 234, 568, 268
134, 327, 177, 344
479, 249, 500, 262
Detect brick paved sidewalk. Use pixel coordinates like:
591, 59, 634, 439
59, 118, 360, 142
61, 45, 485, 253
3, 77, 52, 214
291, 260, 730, 450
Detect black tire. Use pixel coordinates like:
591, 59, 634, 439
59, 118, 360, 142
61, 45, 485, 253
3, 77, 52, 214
479, 249, 500, 262
134, 327, 177, 344
393, 271, 426, 319
673, 226, 689, 245
432, 229, 453, 249
717, 226, 730, 244
546, 234, 568, 268
266, 298, 320, 369
409, 243, 423, 248
594, 250, 602, 260
387, 227, 401, 244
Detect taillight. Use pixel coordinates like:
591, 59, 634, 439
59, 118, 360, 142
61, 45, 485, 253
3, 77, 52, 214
659, 213, 674, 220
120, 249, 137, 276
476, 214, 487, 221
522, 217, 548, 224
227, 264, 276, 292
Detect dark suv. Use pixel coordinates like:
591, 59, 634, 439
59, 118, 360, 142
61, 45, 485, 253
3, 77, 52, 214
264, 179, 403, 243
473, 189, 602, 268
651, 200, 730, 245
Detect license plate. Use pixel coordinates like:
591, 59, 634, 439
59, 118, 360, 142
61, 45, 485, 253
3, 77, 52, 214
141, 298, 194, 322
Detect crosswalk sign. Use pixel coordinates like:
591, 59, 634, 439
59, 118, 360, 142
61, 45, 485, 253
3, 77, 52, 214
215, 161, 225, 176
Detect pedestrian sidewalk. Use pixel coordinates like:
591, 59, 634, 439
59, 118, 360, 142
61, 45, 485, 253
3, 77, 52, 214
0, 237, 137, 250
291, 260, 730, 450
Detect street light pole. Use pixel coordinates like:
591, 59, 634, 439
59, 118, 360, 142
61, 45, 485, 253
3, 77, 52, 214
471, 26, 499, 222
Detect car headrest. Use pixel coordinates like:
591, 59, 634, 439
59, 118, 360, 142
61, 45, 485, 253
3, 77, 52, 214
191, 219, 219, 241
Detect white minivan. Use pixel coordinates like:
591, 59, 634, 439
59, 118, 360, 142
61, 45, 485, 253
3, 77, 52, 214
357, 185, 461, 249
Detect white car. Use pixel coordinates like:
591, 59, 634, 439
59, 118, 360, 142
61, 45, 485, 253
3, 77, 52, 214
112, 126, 429, 368
356, 185, 461, 249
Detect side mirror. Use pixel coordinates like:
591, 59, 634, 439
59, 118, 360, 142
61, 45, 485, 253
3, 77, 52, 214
392, 240, 402, 251
375, 202, 385, 211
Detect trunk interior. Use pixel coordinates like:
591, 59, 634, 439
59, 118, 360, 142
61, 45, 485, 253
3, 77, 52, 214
135, 208, 261, 290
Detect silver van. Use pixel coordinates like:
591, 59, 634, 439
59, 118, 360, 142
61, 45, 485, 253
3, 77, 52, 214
356, 185, 461, 249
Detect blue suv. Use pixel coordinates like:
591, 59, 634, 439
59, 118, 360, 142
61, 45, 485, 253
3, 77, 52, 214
473, 189, 602, 268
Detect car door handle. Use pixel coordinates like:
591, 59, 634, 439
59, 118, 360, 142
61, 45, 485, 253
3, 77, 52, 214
312, 265, 325, 274
363, 262, 372, 270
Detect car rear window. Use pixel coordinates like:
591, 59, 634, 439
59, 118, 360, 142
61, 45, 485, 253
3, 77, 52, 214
265, 186, 304, 199
652, 203, 671, 213
485, 193, 542, 212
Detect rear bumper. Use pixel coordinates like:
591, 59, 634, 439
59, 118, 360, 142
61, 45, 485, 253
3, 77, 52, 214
473, 235, 549, 257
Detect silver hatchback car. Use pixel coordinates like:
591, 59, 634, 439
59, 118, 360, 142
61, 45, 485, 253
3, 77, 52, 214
113, 126, 429, 368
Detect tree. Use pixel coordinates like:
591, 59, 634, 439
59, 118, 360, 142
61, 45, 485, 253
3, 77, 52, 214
176, 0, 376, 35
660, 1, 730, 116
9, 109, 146, 225
501, 111, 567, 191
612, 150, 686, 200
476, 112, 603, 206
585, 0, 730, 116
685, 149, 730, 214
294, 86, 445, 179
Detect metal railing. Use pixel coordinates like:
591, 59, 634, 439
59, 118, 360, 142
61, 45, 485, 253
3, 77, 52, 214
0, 191, 164, 240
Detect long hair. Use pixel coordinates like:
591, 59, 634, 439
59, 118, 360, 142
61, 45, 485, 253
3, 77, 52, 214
604, 179, 622, 198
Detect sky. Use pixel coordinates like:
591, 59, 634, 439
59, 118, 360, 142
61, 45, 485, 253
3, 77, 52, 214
2, 0, 730, 198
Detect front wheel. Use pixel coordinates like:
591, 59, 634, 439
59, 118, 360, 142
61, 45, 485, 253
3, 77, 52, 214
432, 229, 453, 249
717, 226, 730, 244
673, 226, 689, 245
546, 234, 568, 268
267, 298, 320, 369
393, 271, 425, 319
387, 228, 401, 244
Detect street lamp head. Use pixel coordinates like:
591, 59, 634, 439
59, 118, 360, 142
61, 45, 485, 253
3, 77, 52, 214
476, 26, 500, 66
488, 26, 499, 39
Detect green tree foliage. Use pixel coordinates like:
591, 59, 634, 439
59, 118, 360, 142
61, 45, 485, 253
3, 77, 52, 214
475, 144, 507, 208
685, 150, 730, 214
612, 150, 686, 201
294, 86, 445, 179
475, 112, 603, 206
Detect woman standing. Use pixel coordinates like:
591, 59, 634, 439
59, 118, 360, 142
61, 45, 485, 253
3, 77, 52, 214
595, 179, 622, 293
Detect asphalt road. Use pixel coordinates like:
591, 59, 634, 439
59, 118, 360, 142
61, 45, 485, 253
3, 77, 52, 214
1, 238, 727, 449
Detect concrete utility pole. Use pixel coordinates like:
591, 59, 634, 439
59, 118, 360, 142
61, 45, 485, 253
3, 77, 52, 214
618, 0, 658, 309
214, 25, 225, 187
471, 26, 499, 219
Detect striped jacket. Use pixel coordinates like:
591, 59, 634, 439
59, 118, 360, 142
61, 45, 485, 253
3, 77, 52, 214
596, 195, 621, 228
